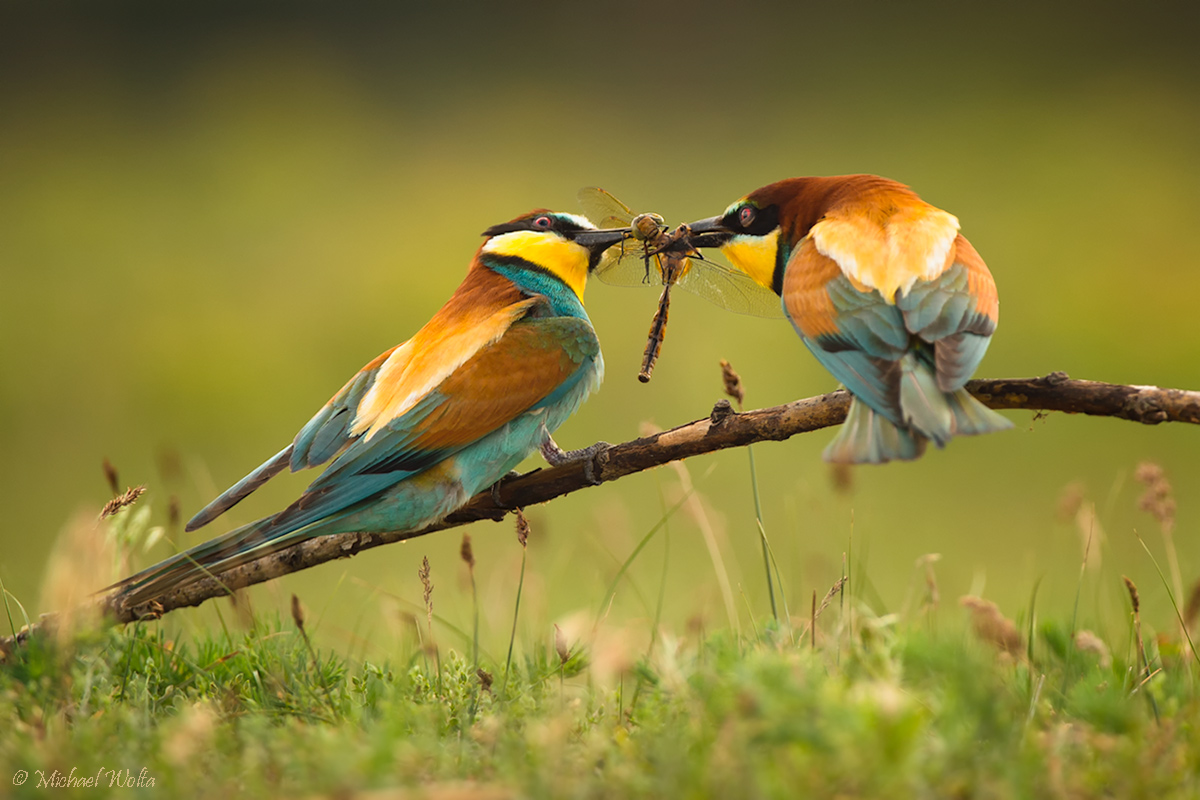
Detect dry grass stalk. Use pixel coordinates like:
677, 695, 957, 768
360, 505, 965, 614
291, 592, 334, 712
1123, 575, 1140, 614
960, 596, 1023, 659
719, 359, 745, 409
419, 557, 434, 627
1123, 575, 1150, 676
290, 593, 306, 632
167, 495, 181, 530
515, 508, 530, 548
100, 485, 146, 519
39, 510, 112, 642
798, 577, 847, 645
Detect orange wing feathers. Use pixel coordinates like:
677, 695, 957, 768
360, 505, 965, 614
408, 318, 589, 452
351, 262, 533, 441
780, 239, 844, 341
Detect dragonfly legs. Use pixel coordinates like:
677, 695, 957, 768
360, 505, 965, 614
540, 429, 611, 485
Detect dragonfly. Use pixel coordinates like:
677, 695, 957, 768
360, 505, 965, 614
578, 187, 783, 382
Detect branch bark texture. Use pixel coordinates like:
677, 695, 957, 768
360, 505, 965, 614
4, 372, 1198, 648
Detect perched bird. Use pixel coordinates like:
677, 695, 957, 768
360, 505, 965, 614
109, 211, 628, 605
686, 175, 1011, 463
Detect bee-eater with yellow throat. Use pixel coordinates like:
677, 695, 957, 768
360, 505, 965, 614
685, 175, 1011, 463
111, 211, 628, 605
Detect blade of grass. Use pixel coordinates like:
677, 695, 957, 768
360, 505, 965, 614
502, 546, 528, 696
746, 444, 777, 621
1134, 530, 1200, 667
597, 489, 693, 624
1, 579, 29, 637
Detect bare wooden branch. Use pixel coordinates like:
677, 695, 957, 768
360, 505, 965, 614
2, 371, 1197, 652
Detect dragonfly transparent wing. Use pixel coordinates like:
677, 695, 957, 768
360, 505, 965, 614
578, 186, 666, 286
577, 186, 635, 229
673, 253, 785, 318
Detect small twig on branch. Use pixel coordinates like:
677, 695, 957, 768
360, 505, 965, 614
2, 371, 1197, 651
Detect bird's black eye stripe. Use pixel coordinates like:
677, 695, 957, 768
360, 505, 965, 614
725, 203, 780, 236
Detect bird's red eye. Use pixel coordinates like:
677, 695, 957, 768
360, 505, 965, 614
738, 206, 756, 228
533, 215, 553, 229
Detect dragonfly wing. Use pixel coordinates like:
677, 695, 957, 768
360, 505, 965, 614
675, 255, 785, 318
577, 187, 634, 228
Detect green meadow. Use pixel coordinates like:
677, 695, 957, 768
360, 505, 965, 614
1, 4, 1198, 796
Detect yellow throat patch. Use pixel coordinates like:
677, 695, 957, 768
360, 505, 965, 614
720, 228, 781, 291
483, 230, 590, 300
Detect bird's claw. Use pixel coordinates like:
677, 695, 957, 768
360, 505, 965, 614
540, 436, 611, 485
490, 470, 521, 508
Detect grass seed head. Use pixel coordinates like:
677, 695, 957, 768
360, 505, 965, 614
290, 593, 306, 632
102, 458, 120, 495
1123, 575, 1140, 614
515, 508, 530, 548
719, 359, 745, 408
100, 485, 146, 519
419, 556, 434, 624
1135, 460, 1176, 533
167, 494, 181, 529
460, 533, 476, 570
960, 596, 1023, 658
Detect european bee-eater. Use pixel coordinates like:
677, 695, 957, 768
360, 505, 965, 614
686, 175, 1011, 463
110, 211, 628, 605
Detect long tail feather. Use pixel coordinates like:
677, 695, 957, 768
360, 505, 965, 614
186, 445, 293, 532
898, 356, 954, 447
946, 388, 1013, 436
107, 509, 334, 607
823, 398, 927, 464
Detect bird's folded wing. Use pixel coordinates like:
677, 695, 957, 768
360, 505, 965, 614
895, 234, 999, 391
242, 313, 601, 538
782, 238, 909, 423
186, 285, 536, 531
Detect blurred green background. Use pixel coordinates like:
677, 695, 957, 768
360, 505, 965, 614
2, 1, 1197, 651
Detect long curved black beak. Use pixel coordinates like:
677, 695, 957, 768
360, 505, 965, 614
683, 216, 734, 248
571, 227, 632, 253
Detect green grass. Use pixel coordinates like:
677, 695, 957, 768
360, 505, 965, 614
3, 590, 1196, 798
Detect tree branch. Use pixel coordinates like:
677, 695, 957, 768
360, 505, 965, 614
3, 372, 1198, 651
